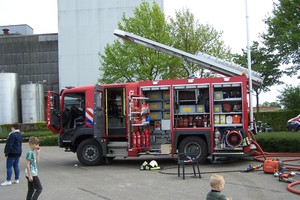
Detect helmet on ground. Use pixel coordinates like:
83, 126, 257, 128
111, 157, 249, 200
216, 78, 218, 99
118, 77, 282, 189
149, 160, 158, 168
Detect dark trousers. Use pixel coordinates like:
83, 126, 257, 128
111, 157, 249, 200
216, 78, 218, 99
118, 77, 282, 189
26, 176, 43, 200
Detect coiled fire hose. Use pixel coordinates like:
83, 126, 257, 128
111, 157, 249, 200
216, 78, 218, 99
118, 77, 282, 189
250, 137, 300, 195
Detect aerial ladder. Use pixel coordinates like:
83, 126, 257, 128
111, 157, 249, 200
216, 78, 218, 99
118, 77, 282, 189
113, 29, 263, 87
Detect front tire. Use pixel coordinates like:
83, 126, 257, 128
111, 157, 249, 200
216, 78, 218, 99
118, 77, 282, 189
77, 139, 105, 166
178, 136, 208, 164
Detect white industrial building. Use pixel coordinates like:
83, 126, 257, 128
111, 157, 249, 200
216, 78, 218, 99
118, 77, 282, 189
58, 0, 164, 89
0, 24, 33, 35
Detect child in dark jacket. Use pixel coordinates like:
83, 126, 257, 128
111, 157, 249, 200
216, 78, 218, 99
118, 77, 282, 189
206, 174, 232, 200
1, 123, 23, 186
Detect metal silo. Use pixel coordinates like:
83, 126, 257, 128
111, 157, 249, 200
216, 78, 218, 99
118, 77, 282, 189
21, 83, 45, 123
0, 73, 19, 124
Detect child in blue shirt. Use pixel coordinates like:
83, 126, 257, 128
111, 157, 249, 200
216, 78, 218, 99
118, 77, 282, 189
25, 137, 43, 200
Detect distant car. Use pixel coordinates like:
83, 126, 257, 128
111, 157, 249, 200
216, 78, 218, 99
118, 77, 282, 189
287, 115, 300, 132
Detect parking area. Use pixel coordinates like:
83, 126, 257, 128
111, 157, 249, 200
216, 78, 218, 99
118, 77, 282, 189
0, 145, 299, 200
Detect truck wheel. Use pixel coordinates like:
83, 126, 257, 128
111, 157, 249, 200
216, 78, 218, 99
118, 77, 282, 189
77, 139, 104, 166
178, 136, 208, 164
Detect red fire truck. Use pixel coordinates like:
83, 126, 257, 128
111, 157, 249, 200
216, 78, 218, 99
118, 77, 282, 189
47, 30, 263, 165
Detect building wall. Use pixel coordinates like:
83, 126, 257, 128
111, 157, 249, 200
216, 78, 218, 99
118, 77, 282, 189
58, 0, 163, 89
0, 34, 59, 92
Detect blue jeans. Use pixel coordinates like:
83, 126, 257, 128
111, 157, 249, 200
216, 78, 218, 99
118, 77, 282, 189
6, 157, 20, 181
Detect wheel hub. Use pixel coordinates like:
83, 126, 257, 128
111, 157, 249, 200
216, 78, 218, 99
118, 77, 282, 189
84, 146, 98, 161
185, 142, 201, 155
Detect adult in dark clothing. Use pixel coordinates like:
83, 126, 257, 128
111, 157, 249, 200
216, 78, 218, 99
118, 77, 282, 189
1, 123, 22, 186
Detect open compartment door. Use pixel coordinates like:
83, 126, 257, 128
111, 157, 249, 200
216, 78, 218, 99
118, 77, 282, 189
47, 91, 61, 133
93, 85, 104, 138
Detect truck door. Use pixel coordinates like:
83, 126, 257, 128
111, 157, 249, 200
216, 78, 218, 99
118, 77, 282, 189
93, 85, 104, 138
47, 91, 61, 133
105, 87, 126, 136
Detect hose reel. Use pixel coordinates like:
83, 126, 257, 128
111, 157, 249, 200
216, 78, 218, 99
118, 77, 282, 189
226, 130, 243, 147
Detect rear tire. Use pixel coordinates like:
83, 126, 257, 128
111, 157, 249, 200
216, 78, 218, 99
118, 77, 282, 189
178, 136, 208, 164
77, 139, 105, 166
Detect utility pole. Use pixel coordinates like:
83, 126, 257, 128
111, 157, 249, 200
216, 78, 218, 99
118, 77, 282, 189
245, 0, 254, 129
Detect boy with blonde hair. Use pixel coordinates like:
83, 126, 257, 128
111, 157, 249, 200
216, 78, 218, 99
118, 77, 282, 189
25, 136, 43, 200
206, 174, 232, 200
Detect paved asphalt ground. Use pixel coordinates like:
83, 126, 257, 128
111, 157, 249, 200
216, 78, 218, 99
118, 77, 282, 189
0, 145, 299, 200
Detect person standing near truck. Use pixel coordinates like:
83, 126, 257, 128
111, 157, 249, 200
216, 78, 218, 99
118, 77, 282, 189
25, 136, 43, 200
1, 123, 23, 186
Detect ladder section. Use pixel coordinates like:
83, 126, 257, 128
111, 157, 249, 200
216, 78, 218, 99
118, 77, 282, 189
114, 29, 263, 87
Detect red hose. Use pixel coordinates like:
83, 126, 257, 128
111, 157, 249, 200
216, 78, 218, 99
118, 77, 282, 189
250, 139, 300, 195
251, 140, 267, 160
287, 181, 300, 195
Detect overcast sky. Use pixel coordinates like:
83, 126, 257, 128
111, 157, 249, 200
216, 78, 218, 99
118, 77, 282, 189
1, 0, 298, 103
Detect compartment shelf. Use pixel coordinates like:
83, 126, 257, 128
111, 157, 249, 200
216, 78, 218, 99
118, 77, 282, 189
214, 98, 242, 102
214, 124, 243, 127
132, 122, 150, 126
178, 100, 197, 102
176, 112, 210, 115
215, 112, 242, 114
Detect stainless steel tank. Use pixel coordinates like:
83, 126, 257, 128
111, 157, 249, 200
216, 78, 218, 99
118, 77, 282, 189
0, 73, 19, 124
21, 83, 45, 123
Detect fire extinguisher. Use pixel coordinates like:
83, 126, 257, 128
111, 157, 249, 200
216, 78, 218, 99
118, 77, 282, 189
132, 132, 137, 149
202, 115, 208, 127
214, 128, 221, 149
141, 132, 145, 148
144, 128, 150, 149
188, 116, 193, 127
136, 131, 141, 149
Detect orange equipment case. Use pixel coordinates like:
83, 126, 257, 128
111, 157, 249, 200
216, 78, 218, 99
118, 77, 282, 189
263, 159, 284, 174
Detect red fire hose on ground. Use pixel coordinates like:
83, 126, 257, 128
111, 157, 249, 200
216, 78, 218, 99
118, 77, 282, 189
250, 139, 300, 195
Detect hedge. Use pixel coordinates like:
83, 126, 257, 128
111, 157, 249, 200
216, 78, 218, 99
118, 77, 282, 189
0, 121, 49, 132
0, 122, 58, 146
255, 132, 300, 152
254, 109, 300, 131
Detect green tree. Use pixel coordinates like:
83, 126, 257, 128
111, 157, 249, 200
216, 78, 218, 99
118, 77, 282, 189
277, 85, 300, 109
168, 8, 232, 78
233, 41, 282, 112
262, 0, 300, 78
99, 1, 172, 83
99, 1, 233, 83
260, 101, 281, 108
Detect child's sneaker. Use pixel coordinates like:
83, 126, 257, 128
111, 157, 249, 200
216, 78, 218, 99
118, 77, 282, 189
12, 179, 19, 184
1, 181, 12, 186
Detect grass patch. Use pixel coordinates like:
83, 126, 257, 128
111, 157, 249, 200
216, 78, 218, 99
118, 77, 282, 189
22, 130, 55, 138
